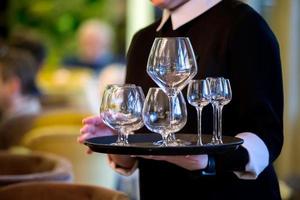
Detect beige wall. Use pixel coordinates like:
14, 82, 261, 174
269, 0, 300, 179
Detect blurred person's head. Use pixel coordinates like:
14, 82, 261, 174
9, 34, 47, 72
98, 63, 126, 100
151, 0, 189, 10
77, 19, 114, 64
0, 46, 40, 118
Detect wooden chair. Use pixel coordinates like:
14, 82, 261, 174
21, 125, 117, 188
0, 182, 129, 200
0, 151, 72, 187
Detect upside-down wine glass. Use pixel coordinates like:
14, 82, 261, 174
147, 37, 197, 145
100, 84, 144, 145
142, 87, 187, 146
187, 79, 211, 145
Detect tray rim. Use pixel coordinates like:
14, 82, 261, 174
84, 133, 243, 155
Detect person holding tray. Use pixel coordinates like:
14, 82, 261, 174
79, 0, 283, 199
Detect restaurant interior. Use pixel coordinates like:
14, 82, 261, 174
0, 0, 299, 199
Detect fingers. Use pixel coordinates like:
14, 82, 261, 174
82, 115, 112, 131
82, 115, 102, 125
78, 124, 96, 143
86, 148, 93, 154
137, 155, 168, 161
77, 132, 93, 143
80, 125, 96, 134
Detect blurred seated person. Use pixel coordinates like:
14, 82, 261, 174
0, 46, 41, 149
9, 33, 47, 97
84, 63, 126, 114
9, 33, 47, 73
62, 19, 117, 73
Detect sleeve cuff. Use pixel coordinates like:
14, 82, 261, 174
107, 155, 138, 176
234, 132, 269, 180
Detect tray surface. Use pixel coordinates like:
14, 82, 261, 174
84, 134, 243, 155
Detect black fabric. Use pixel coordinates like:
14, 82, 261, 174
125, 0, 283, 199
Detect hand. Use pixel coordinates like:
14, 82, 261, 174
78, 115, 116, 153
138, 155, 208, 171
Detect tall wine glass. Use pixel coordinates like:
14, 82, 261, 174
147, 37, 197, 143
142, 88, 187, 146
206, 77, 224, 144
187, 80, 211, 145
217, 79, 232, 143
100, 84, 144, 145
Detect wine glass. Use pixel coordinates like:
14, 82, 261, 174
147, 37, 197, 144
124, 86, 145, 136
206, 77, 224, 144
142, 87, 187, 146
217, 79, 232, 143
187, 79, 211, 145
100, 84, 144, 145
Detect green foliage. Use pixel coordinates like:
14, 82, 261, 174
9, 0, 126, 68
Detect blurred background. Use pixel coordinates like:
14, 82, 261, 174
0, 0, 299, 199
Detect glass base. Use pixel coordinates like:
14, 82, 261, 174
152, 140, 181, 147
167, 133, 191, 146
111, 134, 129, 146
208, 136, 223, 145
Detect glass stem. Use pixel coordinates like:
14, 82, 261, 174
217, 105, 224, 144
168, 91, 177, 131
167, 132, 176, 143
212, 103, 218, 144
196, 107, 203, 145
123, 133, 129, 145
116, 130, 123, 143
161, 134, 169, 146
117, 128, 128, 145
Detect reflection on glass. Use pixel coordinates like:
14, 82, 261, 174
142, 87, 187, 146
187, 79, 211, 145
100, 84, 144, 145
206, 77, 232, 144
147, 37, 197, 145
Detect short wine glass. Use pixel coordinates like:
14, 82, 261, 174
100, 84, 144, 145
187, 79, 211, 145
142, 87, 187, 146
124, 86, 145, 137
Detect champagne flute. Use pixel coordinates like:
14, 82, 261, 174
187, 80, 211, 145
142, 88, 187, 146
100, 84, 144, 145
147, 37, 197, 145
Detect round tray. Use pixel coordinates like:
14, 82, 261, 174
84, 133, 243, 155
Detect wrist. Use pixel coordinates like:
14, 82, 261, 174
188, 155, 216, 179
200, 155, 216, 176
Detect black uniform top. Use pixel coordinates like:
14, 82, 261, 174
125, 0, 283, 199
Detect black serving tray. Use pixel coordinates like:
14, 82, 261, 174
84, 134, 243, 155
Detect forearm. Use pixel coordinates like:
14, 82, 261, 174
107, 154, 138, 176
108, 154, 136, 168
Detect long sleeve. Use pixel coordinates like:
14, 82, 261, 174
215, 7, 283, 177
